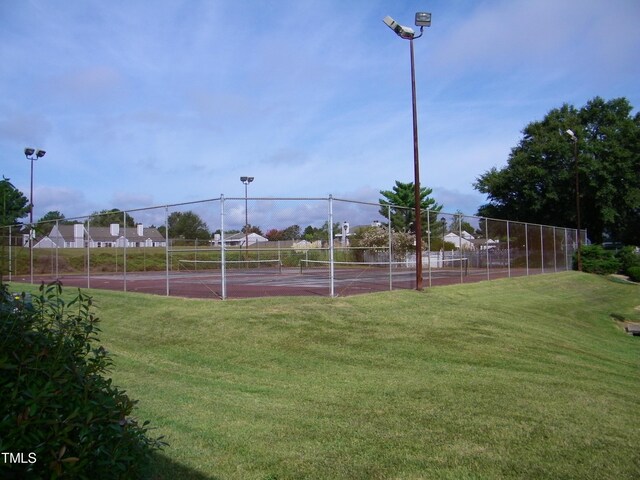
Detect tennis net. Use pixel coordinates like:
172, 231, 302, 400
178, 259, 282, 275
427, 257, 469, 276
299, 259, 410, 277
300, 258, 468, 277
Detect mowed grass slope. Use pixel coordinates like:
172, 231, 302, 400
13, 272, 640, 479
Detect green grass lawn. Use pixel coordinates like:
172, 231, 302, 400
9, 272, 640, 479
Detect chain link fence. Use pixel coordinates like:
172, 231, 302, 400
0, 196, 586, 299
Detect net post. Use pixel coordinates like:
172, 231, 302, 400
220, 195, 227, 300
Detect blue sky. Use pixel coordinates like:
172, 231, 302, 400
1, 0, 639, 230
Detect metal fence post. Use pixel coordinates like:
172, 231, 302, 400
165, 206, 170, 296
525, 223, 529, 276
123, 211, 127, 292
55, 219, 59, 279
427, 208, 432, 288
86, 218, 91, 289
220, 195, 227, 300
506, 220, 511, 278
9, 226, 12, 282
540, 225, 544, 274
485, 217, 490, 281
564, 228, 568, 271
388, 204, 393, 291
553, 226, 557, 273
329, 195, 335, 297
459, 215, 464, 283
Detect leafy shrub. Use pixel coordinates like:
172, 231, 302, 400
0, 281, 166, 479
574, 245, 621, 274
627, 266, 640, 283
351, 226, 416, 261
615, 246, 640, 276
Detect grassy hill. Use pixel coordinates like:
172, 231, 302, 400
9, 272, 640, 479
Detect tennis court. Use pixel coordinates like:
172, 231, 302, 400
2, 195, 581, 299
11, 257, 525, 299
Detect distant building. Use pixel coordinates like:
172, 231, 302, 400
292, 239, 322, 252
444, 231, 499, 251
222, 232, 268, 247
32, 223, 166, 248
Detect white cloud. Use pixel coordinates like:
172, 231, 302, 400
35, 186, 90, 221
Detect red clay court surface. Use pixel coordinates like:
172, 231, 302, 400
8, 266, 539, 299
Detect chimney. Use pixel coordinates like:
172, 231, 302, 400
110, 223, 119, 236
137, 224, 144, 236
74, 224, 84, 248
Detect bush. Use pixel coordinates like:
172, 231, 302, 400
627, 266, 640, 283
351, 226, 417, 261
615, 246, 640, 276
0, 281, 166, 479
575, 245, 621, 274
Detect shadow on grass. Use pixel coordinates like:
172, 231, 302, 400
148, 451, 221, 480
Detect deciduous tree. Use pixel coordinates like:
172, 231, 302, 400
37, 211, 72, 235
88, 209, 136, 228
0, 177, 28, 227
167, 211, 211, 241
475, 97, 640, 244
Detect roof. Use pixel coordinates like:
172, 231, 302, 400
52, 224, 165, 242
224, 232, 268, 242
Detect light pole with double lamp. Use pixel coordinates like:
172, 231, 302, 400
383, 12, 431, 290
564, 129, 582, 271
24, 147, 46, 284
240, 176, 254, 258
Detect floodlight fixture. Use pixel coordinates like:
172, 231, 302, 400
240, 176, 254, 184
24, 147, 46, 160
383, 15, 415, 39
565, 129, 577, 141
415, 12, 432, 27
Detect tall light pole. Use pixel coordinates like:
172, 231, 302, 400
564, 129, 582, 271
383, 12, 431, 290
240, 176, 254, 256
24, 147, 46, 284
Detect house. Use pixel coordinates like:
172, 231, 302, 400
33, 223, 166, 248
444, 231, 499, 251
444, 231, 475, 250
292, 239, 322, 252
222, 232, 268, 247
